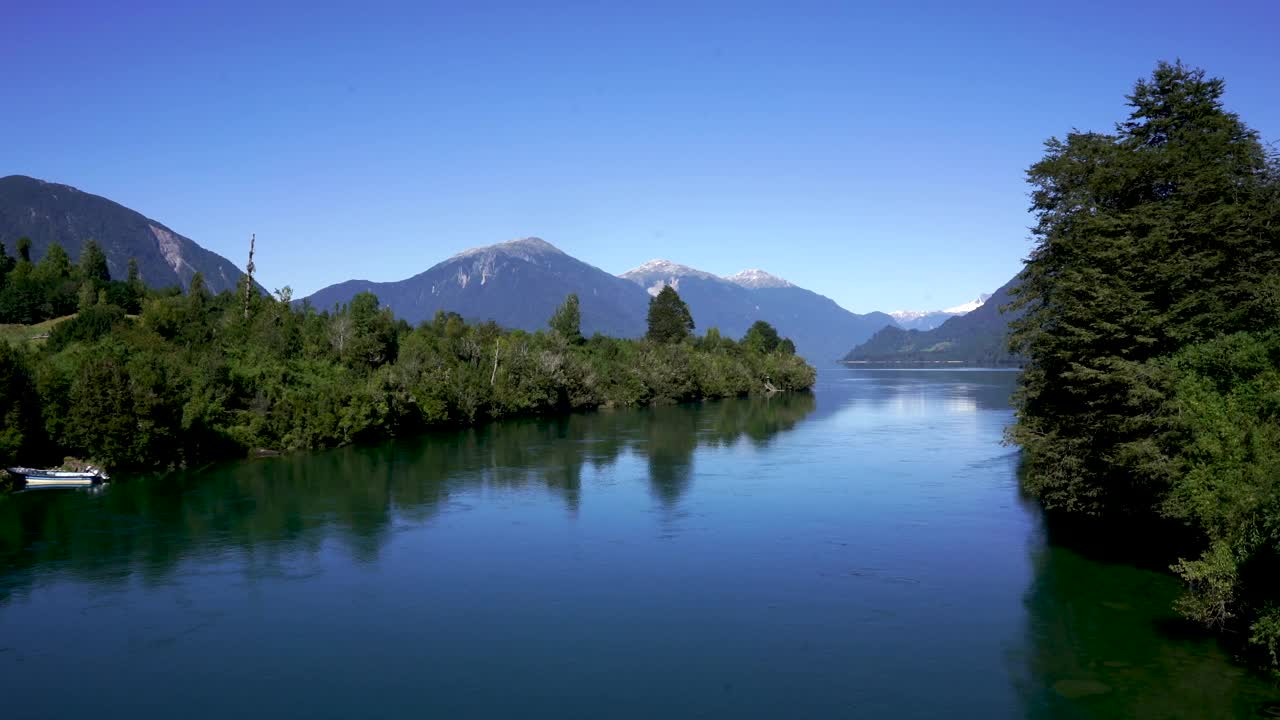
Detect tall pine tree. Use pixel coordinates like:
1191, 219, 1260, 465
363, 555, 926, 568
1010, 61, 1280, 517
646, 285, 694, 344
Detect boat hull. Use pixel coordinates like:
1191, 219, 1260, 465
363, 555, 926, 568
7, 466, 109, 490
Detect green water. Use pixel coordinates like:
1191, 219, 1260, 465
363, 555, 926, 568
1, 369, 1275, 718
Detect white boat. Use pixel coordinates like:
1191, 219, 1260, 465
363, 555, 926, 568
7, 466, 109, 489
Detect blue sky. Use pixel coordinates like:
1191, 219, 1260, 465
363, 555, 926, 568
4, 1, 1278, 313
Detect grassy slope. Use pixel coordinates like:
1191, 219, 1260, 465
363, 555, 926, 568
0, 315, 76, 345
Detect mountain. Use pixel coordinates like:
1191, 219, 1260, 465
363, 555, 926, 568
0, 175, 251, 293
620, 260, 760, 337
305, 238, 651, 336
621, 261, 895, 364
725, 269, 794, 289
844, 278, 1022, 365
889, 293, 993, 331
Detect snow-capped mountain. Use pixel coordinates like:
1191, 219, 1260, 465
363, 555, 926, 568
889, 293, 993, 331
619, 260, 892, 362
943, 293, 993, 314
620, 259, 728, 297
306, 237, 650, 336
725, 269, 794, 289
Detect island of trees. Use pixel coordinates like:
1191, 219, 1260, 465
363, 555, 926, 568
1010, 62, 1280, 667
0, 250, 814, 480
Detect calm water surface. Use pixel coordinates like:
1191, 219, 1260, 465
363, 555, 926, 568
2, 369, 1276, 718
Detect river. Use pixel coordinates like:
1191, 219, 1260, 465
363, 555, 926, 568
1, 368, 1275, 718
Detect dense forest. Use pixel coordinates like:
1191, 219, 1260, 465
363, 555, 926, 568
1009, 63, 1280, 666
0, 248, 814, 480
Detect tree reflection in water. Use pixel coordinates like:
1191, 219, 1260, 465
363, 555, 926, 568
0, 392, 815, 602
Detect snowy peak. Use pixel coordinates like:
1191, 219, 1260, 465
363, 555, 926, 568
943, 293, 992, 315
451, 236, 564, 262
620, 259, 721, 282
726, 269, 794, 289
620, 259, 728, 297
889, 293, 992, 331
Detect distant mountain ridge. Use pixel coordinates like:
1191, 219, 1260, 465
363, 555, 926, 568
618, 259, 893, 363
306, 241, 895, 363
0, 175, 253, 293
305, 237, 651, 337
845, 279, 1022, 365
889, 292, 993, 331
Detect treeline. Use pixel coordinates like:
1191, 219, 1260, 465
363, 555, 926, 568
1010, 63, 1280, 665
0, 264, 814, 476
0, 237, 148, 323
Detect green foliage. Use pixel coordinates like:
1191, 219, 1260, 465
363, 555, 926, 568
646, 285, 694, 344
742, 320, 780, 354
0, 280, 814, 474
46, 304, 128, 352
1009, 62, 1280, 666
0, 342, 41, 466
78, 239, 111, 285
549, 293, 583, 344
0, 239, 142, 324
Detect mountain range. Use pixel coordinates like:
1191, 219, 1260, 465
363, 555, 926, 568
889, 293, 993, 331
614, 259, 896, 362
305, 241, 898, 363
305, 238, 650, 337
0, 174, 1009, 365
0, 175, 251, 293
843, 277, 1022, 365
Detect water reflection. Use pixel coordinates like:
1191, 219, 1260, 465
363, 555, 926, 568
4, 368, 1273, 719
1017, 509, 1280, 719
0, 392, 815, 603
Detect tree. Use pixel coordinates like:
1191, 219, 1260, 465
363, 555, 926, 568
16, 237, 31, 264
126, 258, 145, 313
549, 293, 583, 344
78, 239, 111, 284
34, 243, 72, 282
188, 272, 207, 298
0, 343, 41, 467
0, 244, 14, 286
1009, 61, 1280, 518
742, 321, 781, 354
646, 285, 694, 344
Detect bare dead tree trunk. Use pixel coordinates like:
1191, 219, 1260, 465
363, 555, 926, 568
491, 340, 501, 385
243, 233, 256, 319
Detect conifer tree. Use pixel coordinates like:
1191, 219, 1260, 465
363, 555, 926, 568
646, 285, 694, 344
549, 293, 583, 344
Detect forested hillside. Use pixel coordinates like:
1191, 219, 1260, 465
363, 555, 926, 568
0, 175, 252, 293
842, 276, 1020, 365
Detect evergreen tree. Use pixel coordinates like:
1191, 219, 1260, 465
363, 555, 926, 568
646, 285, 694, 344
126, 258, 145, 313
0, 343, 40, 467
34, 244, 72, 282
549, 293, 583, 344
1009, 61, 1280, 518
78, 239, 111, 284
16, 237, 31, 264
188, 272, 207, 298
0, 244, 14, 287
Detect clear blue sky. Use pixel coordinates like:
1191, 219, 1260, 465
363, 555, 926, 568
5, 1, 1278, 313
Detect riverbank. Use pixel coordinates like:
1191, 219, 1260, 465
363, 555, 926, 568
0, 284, 815, 478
